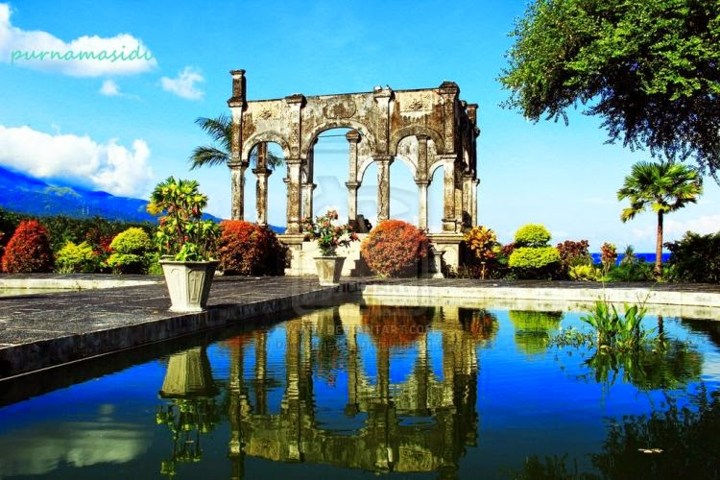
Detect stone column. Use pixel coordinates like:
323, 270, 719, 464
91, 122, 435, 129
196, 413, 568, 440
438, 154, 458, 232
301, 147, 315, 220
472, 178, 480, 226
416, 135, 430, 231
302, 182, 316, 220
416, 180, 429, 231
284, 93, 306, 234
346, 130, 361, 221
285, 157, 302, 234
254, 330, 268, 414
229, 160, 248, 220
463, 172, 474, 229
346, 182, 360, 221
253, 142, 271, 226
375, 155, 394, 222
228, 70, 247, 221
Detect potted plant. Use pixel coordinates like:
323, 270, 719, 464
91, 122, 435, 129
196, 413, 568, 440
302, 209, 358, 285
148, 177, 220, 312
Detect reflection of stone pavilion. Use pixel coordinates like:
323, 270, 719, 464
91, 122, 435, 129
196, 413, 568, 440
225, 304, 494, 478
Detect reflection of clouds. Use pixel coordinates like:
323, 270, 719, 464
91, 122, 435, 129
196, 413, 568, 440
0, 406, 151, 478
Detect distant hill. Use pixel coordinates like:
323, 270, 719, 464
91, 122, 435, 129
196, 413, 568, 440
0, 165, 158, 222
0, 166, 287, 229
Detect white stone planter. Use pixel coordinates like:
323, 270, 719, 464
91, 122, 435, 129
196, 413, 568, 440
159, 260, 218, 312
314, 256, 346, 286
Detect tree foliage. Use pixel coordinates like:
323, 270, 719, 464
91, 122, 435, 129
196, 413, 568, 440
1, 219, 54, 273
617, 160, 702, 274
501, 0, 720, 175
190, 114, 283, 170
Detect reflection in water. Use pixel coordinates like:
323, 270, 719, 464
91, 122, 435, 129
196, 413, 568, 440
518, 386, 720, 479
157, 347, 221, 478
509, 310, 563, 355
0, 408, 151, 477
162, 304, 488, 478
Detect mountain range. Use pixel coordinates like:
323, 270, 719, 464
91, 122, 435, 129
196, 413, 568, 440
0, 166, 289, 232
0, 166, 178, 222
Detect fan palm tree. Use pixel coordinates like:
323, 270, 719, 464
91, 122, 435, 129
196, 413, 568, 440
617, 161, 703, 277
189, 114, 283, 169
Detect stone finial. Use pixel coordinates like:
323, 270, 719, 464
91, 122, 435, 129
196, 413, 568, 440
228, 69, 246, 107
438, 81, 459, 96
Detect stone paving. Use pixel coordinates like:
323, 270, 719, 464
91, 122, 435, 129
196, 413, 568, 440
1, 274, 719, 381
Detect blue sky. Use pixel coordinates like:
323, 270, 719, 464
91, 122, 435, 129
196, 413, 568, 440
0, 0, 717, 251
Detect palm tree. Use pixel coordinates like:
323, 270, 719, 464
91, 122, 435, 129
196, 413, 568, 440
617, 161, 703, 277
189, 114, 283, 169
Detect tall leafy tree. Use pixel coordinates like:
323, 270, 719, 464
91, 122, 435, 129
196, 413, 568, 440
190, 114, 283, 169
617, 161, 702, 276
500, 0, 720, 177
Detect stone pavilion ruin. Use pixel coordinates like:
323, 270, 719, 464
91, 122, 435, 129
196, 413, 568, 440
226, 70, 479, 275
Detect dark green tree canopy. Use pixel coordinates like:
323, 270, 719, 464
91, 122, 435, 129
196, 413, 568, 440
501, 0, 720, 176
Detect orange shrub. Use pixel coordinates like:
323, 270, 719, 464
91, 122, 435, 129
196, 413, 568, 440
218, 220, 286, 276
1, 219, 54, 273
360, 220, 429, 277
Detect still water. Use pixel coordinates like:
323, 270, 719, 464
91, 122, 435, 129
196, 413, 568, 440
0, 302, 719, 479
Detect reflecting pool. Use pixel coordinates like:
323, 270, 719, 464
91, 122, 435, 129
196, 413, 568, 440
1, 302, 719, 479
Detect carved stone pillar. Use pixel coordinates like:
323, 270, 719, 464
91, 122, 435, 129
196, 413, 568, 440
472, 178, 480, 226
253, 142, 271, 225
438, 154, 458, 232
463, 172, 475, 229
229, 160, 248, 220
228, 70, 247, 221
416, 135, 430, 231
346, 130, 361, 221
285, 157, 302, 234
346, 181, 360, 221
375, 155, 393, 222
416, 180, 429, 231
301, 182, 316, 220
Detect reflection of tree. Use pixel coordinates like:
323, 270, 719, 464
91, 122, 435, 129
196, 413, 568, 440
156, 347, 221, 478
517, 387, 720, 480
361, 305, 432, 349
459, 308, 499, 343
509, 310, 563, 355
583, 340, 702, 390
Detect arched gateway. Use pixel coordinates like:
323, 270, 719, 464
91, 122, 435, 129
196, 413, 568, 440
227, 70, 480, 274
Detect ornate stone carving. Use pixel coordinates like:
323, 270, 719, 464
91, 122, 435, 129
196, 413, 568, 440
323, 99, 356, 119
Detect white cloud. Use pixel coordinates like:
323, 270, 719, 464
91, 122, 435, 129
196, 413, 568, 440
0, 124, 154, 197
99, 79, 120, 96
666, 214, 720, 237
160, 66, 204, 100
0, 3, 156, 77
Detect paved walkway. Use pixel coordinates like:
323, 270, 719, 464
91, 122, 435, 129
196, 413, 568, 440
1, 274, 719, 381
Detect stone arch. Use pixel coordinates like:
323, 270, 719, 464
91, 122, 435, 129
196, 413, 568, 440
302, 120, 376, 160
389, 126, 444, 156
242, 131, 291, 161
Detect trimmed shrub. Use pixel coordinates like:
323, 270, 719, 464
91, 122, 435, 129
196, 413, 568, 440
1, 219, 54, 273
361, 220, 429, 277
106, 227, 152, 274
665, 231, 720, 283
569, 264, 602, 281
218, 220, 286, 276
514, 224, 552, 247
55, 241, 99, 273
508, 246, 561, 279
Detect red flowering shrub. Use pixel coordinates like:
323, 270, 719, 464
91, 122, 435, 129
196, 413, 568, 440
218, 220, 286, 276
360, 220, 429, 277
1, 219, 54, 273
556, 239, 592, 277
